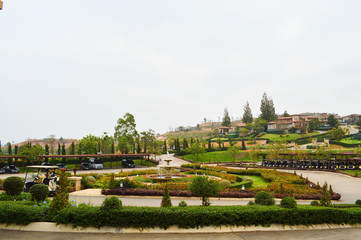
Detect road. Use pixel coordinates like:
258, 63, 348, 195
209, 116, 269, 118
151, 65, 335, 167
1, 228, 361, 240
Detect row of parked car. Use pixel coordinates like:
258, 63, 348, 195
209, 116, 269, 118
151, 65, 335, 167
0, 158, 137, 174
259, 160, 361, 170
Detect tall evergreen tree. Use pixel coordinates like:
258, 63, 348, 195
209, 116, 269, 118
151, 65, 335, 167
57, 143, 61, 155
222, 108, 232, 127
14, 145, 18, 155
111, 141, 115, 154
163, 140, 167, 152
208, 139, 212, 151
61, 144, 66, 155
260, 92, 277, 122
183, 138, 189, 149
69, 142, 75, 155
45, 144, 50, 155
242, 101, 253, 124
7, 142, 12, 155
282, 111, 290, 117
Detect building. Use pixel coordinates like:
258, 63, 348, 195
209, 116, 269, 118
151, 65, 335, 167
267, 114, 324, 133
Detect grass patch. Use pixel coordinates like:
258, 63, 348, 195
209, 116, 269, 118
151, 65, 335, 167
262, 131, 320, 141
133, 175, 196, 183
341, 137, 361, 145
182, 151, 255, 163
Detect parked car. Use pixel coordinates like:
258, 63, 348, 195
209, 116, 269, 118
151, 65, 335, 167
56, 163, 67, 170
122, 159, 135, 168
0, 168, 5, 174
89, 158, 103, 169
80, 162, 91, 170
3, 165, 20, 173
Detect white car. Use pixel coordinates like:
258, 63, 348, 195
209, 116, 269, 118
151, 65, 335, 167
89, 158, 103, 169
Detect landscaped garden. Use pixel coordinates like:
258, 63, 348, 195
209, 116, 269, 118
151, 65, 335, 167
1, 167, 361, 230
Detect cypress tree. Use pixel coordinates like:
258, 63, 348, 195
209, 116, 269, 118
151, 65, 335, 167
208, 139, 212, 151
45, 144, 50, 155
260, 92, 277, 122
242, 138, 246, 150
14, 145, 18, 155
163, 140, 167, 152
111, 141, 115, 154
137, 140, 141, 153
222, 108, 232, 127
161, 188, 172, 207
61, 144, 66, 155
183, 138, 188, 150
7, 143, 12, 155
69, 142, 75, 155
242, 101, 253, 124
57, 143, 61, 155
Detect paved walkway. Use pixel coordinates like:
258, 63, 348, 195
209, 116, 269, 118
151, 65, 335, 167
1, 228, 361, 240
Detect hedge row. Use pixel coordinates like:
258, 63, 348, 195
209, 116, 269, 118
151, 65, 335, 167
53, 205, 361, 229
0, 202, 46, 225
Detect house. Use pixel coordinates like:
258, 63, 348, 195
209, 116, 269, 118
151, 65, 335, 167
267, 114, 324, 133
340, 114, 361, 125
218, 123, 247, 135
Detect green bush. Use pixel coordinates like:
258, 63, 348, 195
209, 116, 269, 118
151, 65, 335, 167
247, 201, 255, 205
255, 191, 275, 206
96, 174, 104, 179
54, 205, 361, 229
311, 200, 320, 206
161, 188, 172, 207
355, 199, 361, 205
29, 184, 49, 202
0, 202, 46, 225
219, 180, 231, 189
3, 177, 24, 196
280, 197, 297, 209
100, 197, 122, 211
86, 176, 96, 185
178, 200, 187, 207
0, 192, 31, 201
189, 176, 221, 206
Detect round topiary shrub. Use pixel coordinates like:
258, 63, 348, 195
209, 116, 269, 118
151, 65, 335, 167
96, 174, 104, 179
280, 197, 297, 208
3, 176, 24, 196
86, 176, 96, 185
310, 200, 320, 206
220, 171, 227, 174
355, 199, 361, 205
178, 200, 187, 207
219, 180, 231, 189
247, 201, 255, 206
100, 196, 122, 211
29, 184, 49, 202
255, 191, 275, 206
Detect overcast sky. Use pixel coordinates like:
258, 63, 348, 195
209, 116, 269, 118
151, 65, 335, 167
1, 0, 361, 144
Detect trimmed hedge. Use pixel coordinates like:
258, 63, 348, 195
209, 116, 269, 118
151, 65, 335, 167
3, 177, 24, 196
0, 202, 46, 225
53, 205, 361, 229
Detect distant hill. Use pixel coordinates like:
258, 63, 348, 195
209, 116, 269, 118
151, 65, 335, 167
13, 138, 78, 149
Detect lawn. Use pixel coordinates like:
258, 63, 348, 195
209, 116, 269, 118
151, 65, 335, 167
246, 175, 268, 187
262, 131, 320, 142
133, 175, 196, 183
182, 151, 255, 163
338, 170, 361, 176
341, 137, 361, 145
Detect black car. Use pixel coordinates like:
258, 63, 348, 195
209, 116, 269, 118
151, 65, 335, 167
56, 163, 67, 170
4, 165, 20, 173
122, 159, 135, 168
80, 162, 91, 170
0, 168, 5, 174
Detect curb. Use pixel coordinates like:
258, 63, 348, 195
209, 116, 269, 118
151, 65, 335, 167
0, 222, 360, 234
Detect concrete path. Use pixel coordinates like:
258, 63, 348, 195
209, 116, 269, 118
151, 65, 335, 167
279, 169, 361, 203
1, 228, 361, 240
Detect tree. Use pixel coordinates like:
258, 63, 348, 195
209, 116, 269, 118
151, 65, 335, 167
163, 140, 167, 152
114, 113, 138, 154
222, 108, 231, 127
282, 111, 290, 117
309, 118, 321, 131
19, 143, 44, 164
61, 144, 66, 155
14, 145, 18, 155
253, 118, 268, 134
78, 135, 100, 154
242, 101, 253, 124
149, 140, 162, 161
356, 119, 361, 131
227, 145, 240, 163
327, 114, 340, 128
189, 176, 221, 206
100, 133, 114, 154
140, 129, 156, 153
46, 134, 56, 154
57, 143, 61, 155
187, 142, 206, 167
182, 138, 189, 150
68, 142, 75, 155
7, 142, 12, 155
259, 92, 277, 122
328, 127, 346, 148
161, 188, 172, 207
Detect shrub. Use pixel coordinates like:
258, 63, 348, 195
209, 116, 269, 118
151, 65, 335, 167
48, 170, 71, 216
280, 197, 297, 209
29, 184, 49, 202
320, 190, 332, 207
86, 176, 96, 185
96, 174, 104, 179
311, 200, 320, 206
219, 180, 231, 189
3, 177, 24, 196
247, 201, 255, 205
189, 176, 221, 206
355, 199, 361, 205
161, 188, 172, 207
109, 174, 117, 190
178, 200, 187, 207
255, 191, 275, 206
0, 192, 31, 201
100, 197, 122, 211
